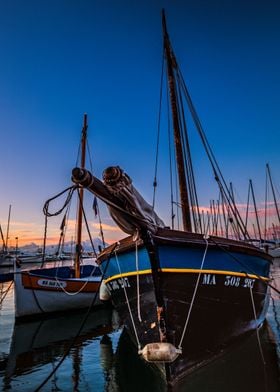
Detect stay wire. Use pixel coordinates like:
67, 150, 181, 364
177, 67, 249, 240
178, 237, 209, 349
176, 73, 202, 233
85, 138, 105, 248
245, 181, 251, 233
152, 46, 165, 209
34, 246, 116, 392
41, 214, 48, 267
61, 200, 73, 256
77, 188, 98, 258
264, 168, 269, 241
55, 211, 68, 256
167, 74, 175, 229
114, 249, 142, 350
176, 86, 196, 231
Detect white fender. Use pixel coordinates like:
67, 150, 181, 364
99, 280, 111, 301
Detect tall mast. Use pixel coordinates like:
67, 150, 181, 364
162, 10, 192, 232
0, 224, 5, 252
74, 114, 88, 278
266, 163, 280, 224
249, 179, 262, 240
5, 205, 11, 253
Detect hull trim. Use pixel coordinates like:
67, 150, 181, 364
104, 268, 269, 284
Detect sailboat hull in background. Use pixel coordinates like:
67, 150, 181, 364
98, 229, 271, 383
14, 265, 103, 318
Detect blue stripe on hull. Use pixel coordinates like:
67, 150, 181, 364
103, 244, 270, 280
158, 245, 270, 276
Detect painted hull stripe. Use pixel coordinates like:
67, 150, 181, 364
104, 268, 269, 284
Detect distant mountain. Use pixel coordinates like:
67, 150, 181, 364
19, 238, 107, 254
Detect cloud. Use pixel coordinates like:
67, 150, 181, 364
91, 222, 122, 232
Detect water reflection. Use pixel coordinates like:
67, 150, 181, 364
108, 323, 279, 392
1, 307, 115, 391
0, 271, 279, 391
174, 324, 280, 392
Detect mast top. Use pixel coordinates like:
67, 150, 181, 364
161, 10, 193, 232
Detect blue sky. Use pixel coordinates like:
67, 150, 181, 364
0, 1, 279, 245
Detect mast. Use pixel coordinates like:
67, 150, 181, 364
162, 10, 192, 232
266, 163, 280, 224
74, 114, 88, 278
249, 179, 262, 240
0, 224, 5, 252
5, 205, 11, 253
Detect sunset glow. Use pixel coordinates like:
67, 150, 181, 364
0, 2, 279, 250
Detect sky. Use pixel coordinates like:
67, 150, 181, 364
0, 0, 280, 248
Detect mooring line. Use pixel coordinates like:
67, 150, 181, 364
178, 236, 209, 350
0, 281, 13, 307
34, 246, 115, 392
114, 249, 142, 351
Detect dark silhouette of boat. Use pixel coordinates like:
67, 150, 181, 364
71, 10, 273, 386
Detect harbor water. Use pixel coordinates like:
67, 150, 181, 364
0, 263, 279, 391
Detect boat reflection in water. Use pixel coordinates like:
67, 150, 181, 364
1, 304, 279, 391
108, 323, 280, 392
2, 307, 116, 391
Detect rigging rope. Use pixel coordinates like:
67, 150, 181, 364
41, 185, 77, 267
175, 64, 250, 240
61, 201, 73, 255
135, 238, 142, 322
43, 186, 77, 218
53, 270, 100, 296
55, 211, 68, 257
42, 185, 98, 262
249, 286, 266, 365
152, 47, 165, 209
86, 138, 105, 248
41, 214, 48, 268
167, 85, 175, 230
77, 189, 98, 258
176, 73, 202, 233
114, 249, 142, 350
178, 236, 209, 349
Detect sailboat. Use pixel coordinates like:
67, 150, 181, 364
14, 115, 103, 319
0, 206, 13, 267
0, 206, 15, 282
71, 11, 272, 385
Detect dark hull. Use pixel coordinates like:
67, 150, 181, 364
98, 229, 271, 383
113, 323, 280, 392
107, 271, 269, 382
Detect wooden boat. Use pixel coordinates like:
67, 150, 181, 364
14, 264, 102, 318
71, 11, 272, 386
14, 115, 103, 319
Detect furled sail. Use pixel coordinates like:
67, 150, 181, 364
72, 166, 165, 235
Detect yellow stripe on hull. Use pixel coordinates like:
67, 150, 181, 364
104, 268, 269, 284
